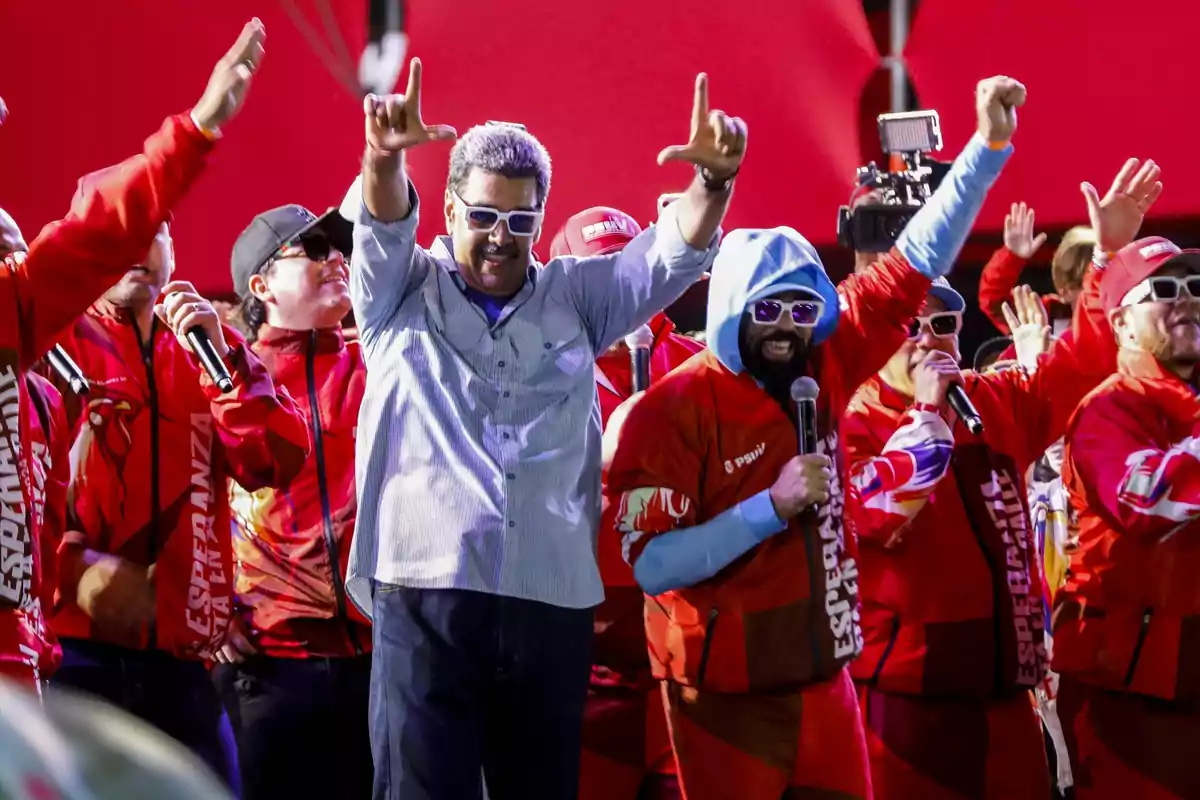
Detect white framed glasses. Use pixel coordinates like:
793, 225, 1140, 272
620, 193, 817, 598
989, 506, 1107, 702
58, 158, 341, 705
1121, 274, 1200, 307
906, 311, 962, 340
748, 298, 825, 328
453, 191, 543, 237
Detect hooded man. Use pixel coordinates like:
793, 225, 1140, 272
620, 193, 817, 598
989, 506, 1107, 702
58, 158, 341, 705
602, 74, 1026, 798
1054, 233, 1200, 800
551, 206, 702, 800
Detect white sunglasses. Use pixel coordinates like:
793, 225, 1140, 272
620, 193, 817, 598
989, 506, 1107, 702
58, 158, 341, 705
453, 191, 543, 237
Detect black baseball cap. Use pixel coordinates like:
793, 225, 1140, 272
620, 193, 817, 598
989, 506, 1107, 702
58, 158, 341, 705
230, 205, 353, 297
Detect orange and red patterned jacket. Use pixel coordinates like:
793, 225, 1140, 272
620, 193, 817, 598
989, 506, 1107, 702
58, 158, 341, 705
606, 252, 929, 693
1056, 349, 1200, 702
0, 112, 216, 675
594, 312, 702, 689
845, 260, 1113, 698
229, 325, 369, 658
49, 307, 309, 661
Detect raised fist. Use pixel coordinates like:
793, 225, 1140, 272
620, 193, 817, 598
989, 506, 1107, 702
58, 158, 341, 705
769, 454, 832, 519
975, 76, 1026, 144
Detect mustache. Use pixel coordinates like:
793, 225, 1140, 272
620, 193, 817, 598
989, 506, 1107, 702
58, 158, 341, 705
480, 244, 519, 258
763, 331, 803, 344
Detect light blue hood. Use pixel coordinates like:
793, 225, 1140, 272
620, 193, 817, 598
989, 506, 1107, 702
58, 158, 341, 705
705, 227, 839, 374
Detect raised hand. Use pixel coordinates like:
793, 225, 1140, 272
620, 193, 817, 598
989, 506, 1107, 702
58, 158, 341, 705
193, 19, 267, 132
975, 76, 1026, 144
1004, 202, 1047, 259
1082, 158, 1163, 253
364, 58, 457, 154
657, 74, 747, 182
1002, 284, 1051, 369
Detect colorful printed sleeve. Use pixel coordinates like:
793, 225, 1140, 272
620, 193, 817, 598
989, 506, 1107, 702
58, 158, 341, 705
205, 328, 310, 492
847, 409, 955, 547
1067, 392, 1200, 540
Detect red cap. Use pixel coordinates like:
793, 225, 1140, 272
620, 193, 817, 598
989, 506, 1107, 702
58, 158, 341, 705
1101, 236, 1200, 313
549, 207, 642, 258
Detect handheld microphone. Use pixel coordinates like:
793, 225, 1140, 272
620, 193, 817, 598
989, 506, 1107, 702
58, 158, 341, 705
625, 325, 654, 394
947, 384, 983, 435
790, 376, 820, 455
46, 346, 89, 395
187, 328, 234, 393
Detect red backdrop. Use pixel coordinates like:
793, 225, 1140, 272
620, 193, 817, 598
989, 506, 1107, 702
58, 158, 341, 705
905, 0, 1200, 231
0, 0, 879, 293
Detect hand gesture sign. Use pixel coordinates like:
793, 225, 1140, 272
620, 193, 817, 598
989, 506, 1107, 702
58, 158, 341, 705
1004, 202, 1047, 260
192, 19, 267, 132
364, 58, 457, 155
975, 76, 1026, 144
657, 74, 747, 182
1082, 158, 1163, 253
1002, 284, 1051, 370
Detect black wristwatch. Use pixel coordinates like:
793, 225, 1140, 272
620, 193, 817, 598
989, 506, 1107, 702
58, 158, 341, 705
697, 165, 738, 193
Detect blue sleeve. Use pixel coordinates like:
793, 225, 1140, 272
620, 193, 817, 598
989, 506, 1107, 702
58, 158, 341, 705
339, 176, 431, 347
633, 489, 785, 596
562, 205, 718, 355
897, 133, 1013, 279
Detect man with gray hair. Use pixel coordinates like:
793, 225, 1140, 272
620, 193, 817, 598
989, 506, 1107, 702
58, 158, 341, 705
339, 57, 745, 799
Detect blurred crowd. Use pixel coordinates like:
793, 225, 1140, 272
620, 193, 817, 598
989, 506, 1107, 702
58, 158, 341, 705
2, 16, 1198, 800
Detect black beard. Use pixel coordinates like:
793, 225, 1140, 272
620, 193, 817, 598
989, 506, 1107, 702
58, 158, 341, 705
740, 334, 810, 412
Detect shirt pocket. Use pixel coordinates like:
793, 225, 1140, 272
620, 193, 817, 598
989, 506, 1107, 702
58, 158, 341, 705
534, 302, 591, 381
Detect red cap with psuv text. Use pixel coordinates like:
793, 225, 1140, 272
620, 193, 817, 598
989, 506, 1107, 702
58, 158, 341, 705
1101, 236, 1200, 313
550, 207, 642, 258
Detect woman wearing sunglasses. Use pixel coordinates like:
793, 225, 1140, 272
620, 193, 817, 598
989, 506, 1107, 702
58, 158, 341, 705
842, 156, 1163, 799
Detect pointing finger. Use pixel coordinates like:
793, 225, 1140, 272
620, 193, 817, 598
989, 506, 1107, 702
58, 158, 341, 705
404, 58, 423, 108
691, 73, 709, 132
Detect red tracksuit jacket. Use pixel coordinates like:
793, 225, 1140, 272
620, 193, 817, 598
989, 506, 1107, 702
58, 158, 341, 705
0, 112, 215, 675
229, 325, 370, 658
594, 313, 702, 688
844, 260, 1114, 698
50, 306, 309, 661
1056, 349, 1200, 702
606, 252, 930, 694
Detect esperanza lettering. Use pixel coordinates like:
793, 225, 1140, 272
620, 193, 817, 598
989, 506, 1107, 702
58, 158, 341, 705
982, 469, 1047, 687
184, 414, 230, 656
816, 431, 862, 661
0, 366, 31, 609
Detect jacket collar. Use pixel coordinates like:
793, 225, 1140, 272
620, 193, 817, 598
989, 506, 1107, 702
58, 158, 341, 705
1118, 347, 1194, 384
255, 324, 345, 355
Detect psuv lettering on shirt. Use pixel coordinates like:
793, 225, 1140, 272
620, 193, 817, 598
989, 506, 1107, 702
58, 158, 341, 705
724, 442, 766, 474
816, 431, 862, 660
0, 366, 31, 609
186, 413, 230, 652
981, 468, 1047, 686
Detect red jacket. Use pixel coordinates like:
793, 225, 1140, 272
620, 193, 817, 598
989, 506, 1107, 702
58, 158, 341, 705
606, 252, 929, 693
594, 313, 702, 688
0, 112, 214, 671
0, 373, 69, 679
978, 246, 1070, 334
1056, 350, 1200, 702
229, 325, 369, 658
49, 305, 309, 661
844, 260, 1113, 698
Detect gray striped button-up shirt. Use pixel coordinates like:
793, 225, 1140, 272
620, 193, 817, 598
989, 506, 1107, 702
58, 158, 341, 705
339, 178, 717, 613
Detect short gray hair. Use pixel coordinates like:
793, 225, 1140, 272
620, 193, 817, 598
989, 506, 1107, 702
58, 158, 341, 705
447, 124, 552, 208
